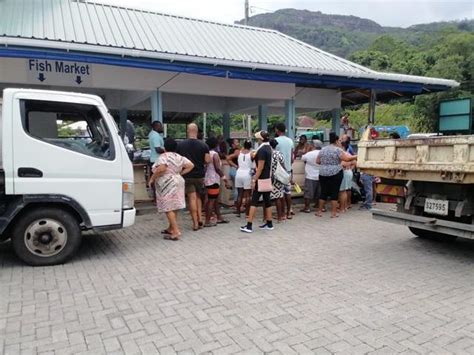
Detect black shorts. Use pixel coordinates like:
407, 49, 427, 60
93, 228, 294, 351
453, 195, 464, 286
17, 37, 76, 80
250, 182, 272, 208
184, 178, 204, 195
319, 170, 344, 201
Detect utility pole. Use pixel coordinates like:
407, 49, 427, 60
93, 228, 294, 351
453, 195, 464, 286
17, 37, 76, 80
244, 0, 249, 25
247, 114, 252, 138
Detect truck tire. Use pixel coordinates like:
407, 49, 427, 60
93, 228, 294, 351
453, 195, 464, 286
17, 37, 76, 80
409, 227, 457, 242
11, 208, 82, 266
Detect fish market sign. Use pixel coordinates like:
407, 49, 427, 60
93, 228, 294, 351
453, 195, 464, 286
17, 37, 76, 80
26, 59, 92, 86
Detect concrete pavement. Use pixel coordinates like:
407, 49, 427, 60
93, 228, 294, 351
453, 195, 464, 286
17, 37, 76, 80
1, 207, 473, 354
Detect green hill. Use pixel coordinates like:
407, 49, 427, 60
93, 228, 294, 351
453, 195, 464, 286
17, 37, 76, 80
236, 9, 473, 58
236, 10, 474, 132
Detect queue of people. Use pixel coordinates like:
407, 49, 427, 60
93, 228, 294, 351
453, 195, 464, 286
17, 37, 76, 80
148, 122, 375, 240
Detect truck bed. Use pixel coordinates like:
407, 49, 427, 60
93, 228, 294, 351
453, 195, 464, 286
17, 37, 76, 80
357, 132, 474, 184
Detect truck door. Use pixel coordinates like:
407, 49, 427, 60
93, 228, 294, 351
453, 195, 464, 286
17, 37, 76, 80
11, 92, 123, 227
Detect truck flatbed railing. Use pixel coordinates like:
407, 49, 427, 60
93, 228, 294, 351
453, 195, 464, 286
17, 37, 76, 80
357, 130, 474, 184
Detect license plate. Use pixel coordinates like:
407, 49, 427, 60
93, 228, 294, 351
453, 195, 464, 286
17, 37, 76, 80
424, 198, 449, 216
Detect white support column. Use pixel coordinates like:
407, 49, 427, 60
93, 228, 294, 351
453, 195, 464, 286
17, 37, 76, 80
151, 89, 163, 123
285, 99, 296, 140
258, 105, 268, 132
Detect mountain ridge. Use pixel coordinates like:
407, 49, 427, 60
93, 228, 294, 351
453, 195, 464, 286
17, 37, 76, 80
235, 9, 473, 58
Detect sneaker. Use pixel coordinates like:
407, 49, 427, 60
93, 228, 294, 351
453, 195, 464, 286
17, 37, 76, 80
240, 226, 253, 233
359, 205, 372, 210
259, 223, 274, 230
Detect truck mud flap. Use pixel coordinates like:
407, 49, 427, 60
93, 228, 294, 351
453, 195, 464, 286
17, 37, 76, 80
372, 209, 474, 240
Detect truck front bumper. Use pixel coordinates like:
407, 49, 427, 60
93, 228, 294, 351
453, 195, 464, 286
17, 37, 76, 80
372, 209, 474, 239
123, 208, 136, 228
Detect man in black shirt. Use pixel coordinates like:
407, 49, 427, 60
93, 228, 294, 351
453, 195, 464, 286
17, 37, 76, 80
240, 130, 274, 233
177, 123, 211, 231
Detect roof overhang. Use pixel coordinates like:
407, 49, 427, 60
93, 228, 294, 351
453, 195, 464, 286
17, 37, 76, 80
0, 37, 459, 105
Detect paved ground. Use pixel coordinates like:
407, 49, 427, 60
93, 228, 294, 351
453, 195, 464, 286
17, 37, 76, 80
1, 206, 474, 354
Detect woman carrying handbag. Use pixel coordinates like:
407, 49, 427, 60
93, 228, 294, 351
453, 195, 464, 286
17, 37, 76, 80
240, 130, 274, 234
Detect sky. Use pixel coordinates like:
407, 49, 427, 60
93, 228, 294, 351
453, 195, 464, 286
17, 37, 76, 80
97, 0, 473, 28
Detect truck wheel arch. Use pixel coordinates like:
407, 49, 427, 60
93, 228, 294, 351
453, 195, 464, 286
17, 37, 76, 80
0, 195, 92, 238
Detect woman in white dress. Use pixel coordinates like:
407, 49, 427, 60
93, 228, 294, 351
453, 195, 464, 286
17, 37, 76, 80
234, 140, 253, 217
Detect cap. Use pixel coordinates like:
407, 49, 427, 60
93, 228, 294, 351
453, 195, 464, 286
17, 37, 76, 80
312, 139, 323, 149
254, 130, 269, 141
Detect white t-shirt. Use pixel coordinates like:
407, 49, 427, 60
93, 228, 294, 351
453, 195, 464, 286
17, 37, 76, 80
302, 150, 321, 181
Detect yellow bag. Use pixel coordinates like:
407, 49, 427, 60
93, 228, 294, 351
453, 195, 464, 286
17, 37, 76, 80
294, 183, 302, 194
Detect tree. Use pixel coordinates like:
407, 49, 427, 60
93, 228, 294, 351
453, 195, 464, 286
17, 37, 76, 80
427, 55, 465, 81
349, 50, 390, 70
412, 90, 473, 132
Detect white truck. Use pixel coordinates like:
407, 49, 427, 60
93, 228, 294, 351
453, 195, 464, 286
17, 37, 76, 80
357, 130, 473, 240
0, 88, 136, 265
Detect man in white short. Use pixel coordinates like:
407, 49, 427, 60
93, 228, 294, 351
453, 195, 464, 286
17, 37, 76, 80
301, 140, 322, 212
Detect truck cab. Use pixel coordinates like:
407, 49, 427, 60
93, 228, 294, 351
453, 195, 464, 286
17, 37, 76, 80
0, 88, 135, 265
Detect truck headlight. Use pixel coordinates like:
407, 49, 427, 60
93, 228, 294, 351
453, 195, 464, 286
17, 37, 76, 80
122, 182, 135, 209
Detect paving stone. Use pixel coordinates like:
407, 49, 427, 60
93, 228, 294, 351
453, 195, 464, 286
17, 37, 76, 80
1, 209, 474, 354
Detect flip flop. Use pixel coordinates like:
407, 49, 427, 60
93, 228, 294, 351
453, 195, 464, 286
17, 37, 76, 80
161, 229, 171, 235
164, 235, 180, 241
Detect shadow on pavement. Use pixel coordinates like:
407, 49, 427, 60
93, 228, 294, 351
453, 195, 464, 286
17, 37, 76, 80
73, 232, 123, 262
406, 235, 474, 261
0, 239, 24, 266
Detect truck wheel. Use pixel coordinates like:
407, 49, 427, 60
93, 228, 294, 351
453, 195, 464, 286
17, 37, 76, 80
409, 227, 457, 242
11, 208, 82, 266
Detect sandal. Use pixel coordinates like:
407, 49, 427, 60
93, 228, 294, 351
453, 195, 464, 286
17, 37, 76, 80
216, 219, 229, 224
315, 212, 323, 217
204, 222, 217, 228
286, 215, 293, 220
164, 235, 180, 241
161, 229, 171, 235
331, 214, 339, 218
198, 222, 204, 229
